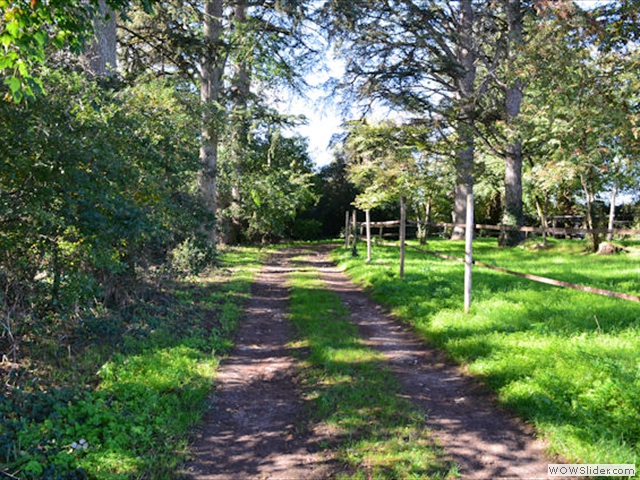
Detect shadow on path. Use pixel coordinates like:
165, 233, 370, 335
303, 244, 555, 479
180, 249, 338, 480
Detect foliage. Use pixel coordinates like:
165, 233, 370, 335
339, 119, 454, 227
520, 2, 640, 250
219, 126, 318, 243
1, 247, 262, 479
288, 258, 456, 479
0, 0, 145, 100
0, 69, 203, 362
118, 0, 319, 246
334, 238, 640, 465
303, 157, 359, 239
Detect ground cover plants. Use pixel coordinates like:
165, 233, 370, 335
1, 247, 262, 479
333, 237, 640, 467
288, 257, 457, 479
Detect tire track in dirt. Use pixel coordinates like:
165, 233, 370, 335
305, 244, 555, 479
180, 249, 338, 480
182, 245, 558, 479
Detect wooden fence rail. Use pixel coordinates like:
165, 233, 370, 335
346, 210, 640, 306
366, 220, 640, 237
375, 240, 640, 303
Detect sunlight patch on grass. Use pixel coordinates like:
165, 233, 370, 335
289, 264, 457, 480
333, 239, 640, 466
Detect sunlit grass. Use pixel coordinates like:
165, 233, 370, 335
333, 238, 640, 467
288, 263, 457, 480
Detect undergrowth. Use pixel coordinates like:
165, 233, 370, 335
333, 237, 640, 468
1, 247, 263, 479
288, 257, 457, 480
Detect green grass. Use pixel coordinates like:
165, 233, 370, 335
1, 247, 263, 479
288, 259, 457, 480
333, 237, 640, 467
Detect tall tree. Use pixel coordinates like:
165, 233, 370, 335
0, 0, 138, 99
222, 0, 250, 244
317, 0, 484, 239
118, 0, 316, 245
499, 0, 525, 245
520, 0, 640, 251
451, 0, 477, 239
198, 0, 225, 246
82, 0, 118, 76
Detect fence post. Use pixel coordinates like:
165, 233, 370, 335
464, 193, 474, 313
345, 211, 350, 249
366, 209, 372, 262
400, 196, 407, 278
351, 210, 358, 257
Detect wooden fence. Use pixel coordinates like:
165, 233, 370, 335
359, 220, 640, 238
344, 209, 640, 307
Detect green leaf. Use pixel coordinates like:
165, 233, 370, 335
34, 30, 47, 47
6, 21, 21, 38
0, 54, 15, 70
5, 76, 21, 94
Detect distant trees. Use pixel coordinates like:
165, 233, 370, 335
324, 0, 640, 249
318, 0, 480, 239
339, 119, 452, 241
0, 0, 320, 365
117, 0, 318, 245
520, 1, 640, 250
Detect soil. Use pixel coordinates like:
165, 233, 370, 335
180, 245, 557, 479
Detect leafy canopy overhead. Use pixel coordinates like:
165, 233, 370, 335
0, 0, 152, 100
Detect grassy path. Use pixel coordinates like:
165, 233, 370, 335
183, 245, 558, 479
182, 249, 337, 479
288, 251, 455, 479
297, 246, 554, 478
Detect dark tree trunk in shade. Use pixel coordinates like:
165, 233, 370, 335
451, 0, 476, 240
499, 0, 525, 246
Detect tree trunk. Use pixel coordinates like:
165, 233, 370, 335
580, 171, 599, 252
222, 0, 250, 244
83, 0, 117, 77
534, 193, 549, 246
423, 199, 431, 244
499, 0, 525, 247
345, 210, 350, 249
451, 0, 476, 241
607, 179, 617, 242
199, 0, 225, 246
351, 209, 358, 256
400, 196, 406, 278
366, 209, 372, 262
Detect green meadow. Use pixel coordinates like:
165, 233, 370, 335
333, 237, 640, 466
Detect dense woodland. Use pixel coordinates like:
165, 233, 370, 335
2, 0, 640, 476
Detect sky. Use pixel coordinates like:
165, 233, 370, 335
280, 53, 345, 170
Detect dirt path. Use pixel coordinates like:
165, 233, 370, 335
182, 246, 555, 479
180, 249, 339, 479
306, 245, 553, 479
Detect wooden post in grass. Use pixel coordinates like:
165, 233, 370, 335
464, 193, 474, 313
345, 210, 350, 249
351, 210, 359, 256
400, 196, 407, 278
366, 209, 372, 262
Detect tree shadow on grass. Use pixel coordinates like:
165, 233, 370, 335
335, 244, 640, 464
